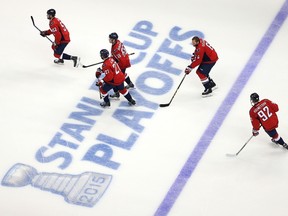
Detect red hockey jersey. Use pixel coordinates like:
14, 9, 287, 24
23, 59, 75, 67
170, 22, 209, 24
249, 99, 279, 131
111, 40, 131, 70
46, 17, 70, 45
190, 38, 218, 69
101, 57, 125, 85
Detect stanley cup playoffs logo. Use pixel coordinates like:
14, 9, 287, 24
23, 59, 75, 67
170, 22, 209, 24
1, 163, 112, 207
1, 20, 203, 209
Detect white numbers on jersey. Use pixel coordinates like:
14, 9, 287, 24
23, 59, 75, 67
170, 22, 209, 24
121, 45, 127, 56
118, 43, 127, 56
112, 62, 121, 75
205, 42, 214, 50
59, 21, 67, 32
257, 106, 272, 121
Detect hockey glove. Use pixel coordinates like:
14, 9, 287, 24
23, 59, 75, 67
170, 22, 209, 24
96, 80, 103, 87
51, 42, 59, 51
40, 31, 47, 37
95, 68, 102, 78
252, 129, 259, 136
191, 53, 195, 62
185, 66, 192, 74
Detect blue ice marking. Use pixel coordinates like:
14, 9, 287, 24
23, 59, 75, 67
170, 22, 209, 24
1, 163, 112, 207
155, 1, 288, 215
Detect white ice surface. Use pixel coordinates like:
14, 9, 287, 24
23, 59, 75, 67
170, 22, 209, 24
1, 0, 288, 216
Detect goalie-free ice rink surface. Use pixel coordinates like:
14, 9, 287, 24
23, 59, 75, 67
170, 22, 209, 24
1, 0, 288, 215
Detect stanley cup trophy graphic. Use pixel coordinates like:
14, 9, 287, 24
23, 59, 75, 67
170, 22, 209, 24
1, 163, 112, 207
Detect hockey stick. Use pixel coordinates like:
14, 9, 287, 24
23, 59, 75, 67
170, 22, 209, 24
226, 135, 254, 157
98, 87, 102, 99
82, 61, 103, 68
159, 74, 187, 107
31, 16, 53, 43
82, 52, 135, 68
98, 84, 102, 99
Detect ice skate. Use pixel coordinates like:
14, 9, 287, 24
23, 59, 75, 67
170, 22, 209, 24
202, 88, 213, 97
209, 79, 217, 91
128, 99, 136, 106
282, 143, 288, 150
271, 138, 278, 145
54, 59, 64, 64
109, 91, 120, 99
71, 56, 80, 67
100, 101, 111, 108
270, 138, 280, 148
125, 82, 135, 89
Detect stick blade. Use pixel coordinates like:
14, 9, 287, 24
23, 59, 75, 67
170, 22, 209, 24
159, 103, 170, 107
226, 153, 237, 157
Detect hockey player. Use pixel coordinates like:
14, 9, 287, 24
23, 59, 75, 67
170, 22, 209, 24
40, 9, 80, 67
184, 36, 218, 97
249, 93, 288, 149
108, 32, 135, 99
95, 49, 136, 108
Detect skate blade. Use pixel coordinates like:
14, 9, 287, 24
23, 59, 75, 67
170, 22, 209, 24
202, 93, 213, 98
100, 105, 111, 109
109, 96, 120, 100
128, 102, 136, 106
74, 57, 81, 68
125, 85, 136, 90
226, 153, 237, 157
